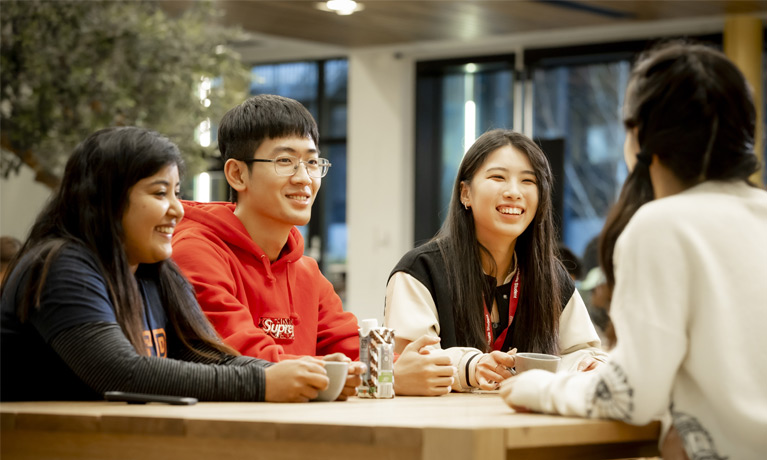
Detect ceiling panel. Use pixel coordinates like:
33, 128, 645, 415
162, 1, 767, 48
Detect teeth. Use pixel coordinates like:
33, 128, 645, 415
156, 226, 174, 234
498, 207, 522, 215
287, 195, 309, 202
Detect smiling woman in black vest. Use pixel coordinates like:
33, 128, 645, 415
385, 129, 607, 396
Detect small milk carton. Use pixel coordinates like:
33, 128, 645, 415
358, 319, 395, 398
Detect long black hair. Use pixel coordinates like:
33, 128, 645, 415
2, 127, 236, 357
600, 41, 760, 289
434, 129, 561, 354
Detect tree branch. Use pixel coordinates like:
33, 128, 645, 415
0, 133, 61, 190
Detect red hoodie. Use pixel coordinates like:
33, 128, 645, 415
172, 201, 359, 362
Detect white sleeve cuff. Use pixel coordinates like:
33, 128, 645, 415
501, 369, 591, 417
384, 272, 440, 342
454, 348, 483, 391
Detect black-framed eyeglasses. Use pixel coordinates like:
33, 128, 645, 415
243, 156, 332, 178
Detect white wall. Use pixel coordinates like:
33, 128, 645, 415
0, 165, 52, 240
345, 50, 415, 322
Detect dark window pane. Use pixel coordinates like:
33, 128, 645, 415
323, 59, 348, 139
250, 62, 319, 118
533, 61, 631, 256
322, 142, 347, 300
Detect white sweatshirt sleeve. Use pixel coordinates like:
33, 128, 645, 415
502, 210, 688, 426
384, 272, 483, 392
385, 271, 441, 342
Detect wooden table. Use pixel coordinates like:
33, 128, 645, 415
1, 392, 659, 460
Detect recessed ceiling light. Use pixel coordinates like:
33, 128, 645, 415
315, 0, 365, 16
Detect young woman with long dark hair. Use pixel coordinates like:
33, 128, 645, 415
502, 42, 766, 459
1, 127, 335, 402
385, 129, 607, 395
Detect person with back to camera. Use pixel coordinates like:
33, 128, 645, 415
500, 41, 767, 459
385, 129, 608, 394
0, 127, 333, 403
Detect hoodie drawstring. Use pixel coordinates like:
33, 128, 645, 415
260, 253, 300, 325
286, 261, 300, 325
259, 254, 277, 284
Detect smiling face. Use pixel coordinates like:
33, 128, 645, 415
243, 136, 321, 231
121, 163, 183, 272
460, 144, 539, 251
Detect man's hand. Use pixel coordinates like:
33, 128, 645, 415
393, 335, 455, 396
264, 356, 328, 402
475, 348, 517, 390
323, 352, 365, 400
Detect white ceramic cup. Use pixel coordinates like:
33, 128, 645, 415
313, 361, 349, 402
513, 352, 561, 374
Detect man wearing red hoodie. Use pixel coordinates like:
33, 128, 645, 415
173, 95, 456, 397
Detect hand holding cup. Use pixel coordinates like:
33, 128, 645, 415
313, 360, 350, 401
475, 348, 517, 390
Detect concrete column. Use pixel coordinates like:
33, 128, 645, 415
724, 15, 764, 185
345, 50, 415, 322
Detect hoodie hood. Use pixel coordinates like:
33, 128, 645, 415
176, 201, 305, 265
175, 200, 305, 324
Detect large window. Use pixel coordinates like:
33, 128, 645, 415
318, 60, 348, 295
530, 58, 631, 255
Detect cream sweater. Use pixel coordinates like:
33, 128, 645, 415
501, 180, 767, 459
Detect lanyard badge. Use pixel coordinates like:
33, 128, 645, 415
483, 270, 520, 350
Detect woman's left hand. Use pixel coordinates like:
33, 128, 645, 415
475, 348, 517, 390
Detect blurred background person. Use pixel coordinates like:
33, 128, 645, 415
557, 244, 582, 282
577, 236, 613, 349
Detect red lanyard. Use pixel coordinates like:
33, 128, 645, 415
483, 270, 520, 350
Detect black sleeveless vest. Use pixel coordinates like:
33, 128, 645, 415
386, 240, 574, 351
